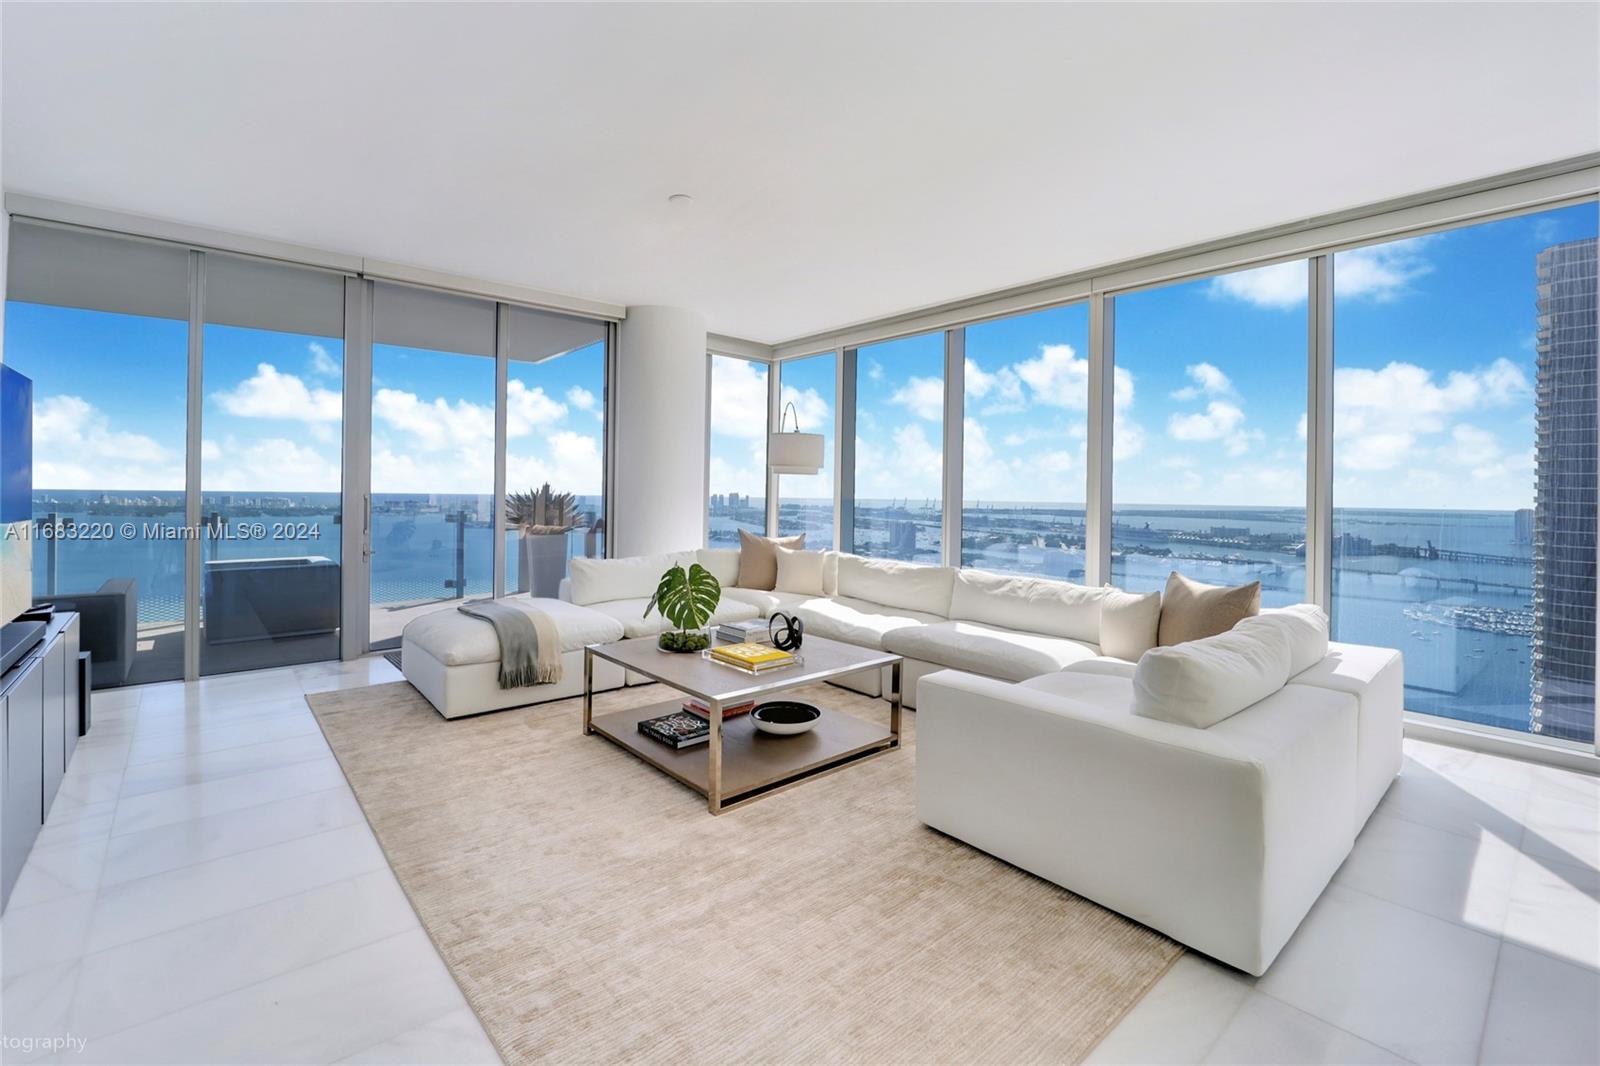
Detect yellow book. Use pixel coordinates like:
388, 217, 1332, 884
709, 642, 796, 667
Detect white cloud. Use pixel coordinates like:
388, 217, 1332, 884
373, 388, 494, 452
1333, 357, 1529, 471
565, 386, 596, 412
1171, 362, 1235, 400
965, 359, 1025, 413
1335, 239, 1433, 302
203, 435, 341, 493
508, 430, 603, 496
890, 376, 945, 422
1207, 238, 1433, 309
213, 363, 341, 423
710, 356, 769, 439
962, 417, 1079, 501
505, 380, 567, 438
1168, 400, 1246, 442
855, 423, 942, 499
307, 341, 340, 378
1208, 261, 1307, 309
33, 395, 182, 490
1015, 343, 1090, 409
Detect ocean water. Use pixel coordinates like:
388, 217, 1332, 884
23, 493, 1590, 743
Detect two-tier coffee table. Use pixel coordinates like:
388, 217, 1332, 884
582, 634, 902, 814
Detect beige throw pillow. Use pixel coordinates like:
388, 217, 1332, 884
775, 545, 826, 596
734, 530, 806, 591
1099, 588, 1162, 661
1157, 571, 1261, 646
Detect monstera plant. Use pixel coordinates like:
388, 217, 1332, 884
644, 562, 722, 652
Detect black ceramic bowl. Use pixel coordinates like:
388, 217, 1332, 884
751, 701, 822, 735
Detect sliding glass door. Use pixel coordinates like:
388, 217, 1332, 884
4, 224, 192, 686
199, 254, 346, 674
367, 283, 497, 650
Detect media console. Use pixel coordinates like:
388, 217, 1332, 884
1, 612, 84, 909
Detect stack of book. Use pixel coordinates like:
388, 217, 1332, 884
636, 710, 710, 749
683, 698, 755, 719
715, 617, 771, 645
707, 641, 798, 674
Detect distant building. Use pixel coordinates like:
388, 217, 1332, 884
1531, 237, 1597, 744
1513, 508, 1533, 546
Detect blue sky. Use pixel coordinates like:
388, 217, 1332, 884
712, 200, 1597, 513
8, 201, 1596, 511
3, 305, 605, 497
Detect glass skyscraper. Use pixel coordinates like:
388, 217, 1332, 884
1531, 236, 1598, 743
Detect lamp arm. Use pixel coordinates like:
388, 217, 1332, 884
779, 400, 803, 433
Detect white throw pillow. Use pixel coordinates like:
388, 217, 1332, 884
695, 548, 742, 587
568, 550, 696, 606
1132, 621, 1293, 728
775, 546, 826, 596
1099, 589, 1161, 661
948, 569, 1106, 643
835, 555, 954, 616
1236, 603, 1329, 676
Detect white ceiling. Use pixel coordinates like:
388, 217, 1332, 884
4, 2, 1597, 344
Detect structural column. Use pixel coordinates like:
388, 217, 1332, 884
613, 306, 710, 557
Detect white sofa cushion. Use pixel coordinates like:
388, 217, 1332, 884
947, 570, 1105, 644
720, 587, 817, 617
1237, 604, 1329, 677
775, 546, 827, 596
1060, 655, 1139, 680
402, 596, 625, 666
568, 551, 696, 606
1133, 621, 1293, 728
1100, 588, 1161, 661
882, 620, 1101, 683
794, 595, 944, 650
695, 548, 742, 587
1288, 642, 1405, 828
822, 551, 840, 596
586, 596, 759, 639
835, 555, 954, 616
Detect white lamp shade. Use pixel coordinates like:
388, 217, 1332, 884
769, 431, 825, 475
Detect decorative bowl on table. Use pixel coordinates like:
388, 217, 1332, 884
750, 701, 822, 736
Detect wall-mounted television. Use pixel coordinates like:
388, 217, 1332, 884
1, 364, 34, 630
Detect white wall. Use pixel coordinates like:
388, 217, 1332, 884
612, 305, 709, 557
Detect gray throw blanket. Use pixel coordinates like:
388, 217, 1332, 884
457, 600, 563, 688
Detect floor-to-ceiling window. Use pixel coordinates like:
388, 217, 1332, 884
707, 353, 768, 544
200, 254, 345, 674
851, 332, 944, 562
962, 304, 1090, 579
4, 223, 191, 686
504, 306, 607, 595
1331, 203, 1598, 744
368, 283, 497, 649
776, 351, 835, 549
1111, 262, 1309, 604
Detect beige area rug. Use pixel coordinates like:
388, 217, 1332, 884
308, 680, 1182, 1065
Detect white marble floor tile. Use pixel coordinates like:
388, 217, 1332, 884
1, 890, 99, 980
1500, 850, 1600, 970
0, 961, 82, 1064
32, 800, 118, 851
336, 1005, 499, 1065
125, 706, 321, 765
118, 731, 331, 798
295, 657, 402, 694
1258, 884, 1501, 1064
1380, 757, 1531, 845
67, 869, 421, 1042
1334, 811, 1519, 935
1201, 992, 1409, 1065
75, 930, 473, 1065
1085, 953, 1254, 1064
1480, 941, 1600, 1065
1519, 790, 1600, 872
84, 823, 387, 954
109, 756, 347, 837
100, 786, 365, 888
6, 837, 109, 910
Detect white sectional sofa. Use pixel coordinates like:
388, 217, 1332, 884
401, 543, 1403, 975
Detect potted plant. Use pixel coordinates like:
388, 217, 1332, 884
505, 484, 579, 598
644, 562, 721, 652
